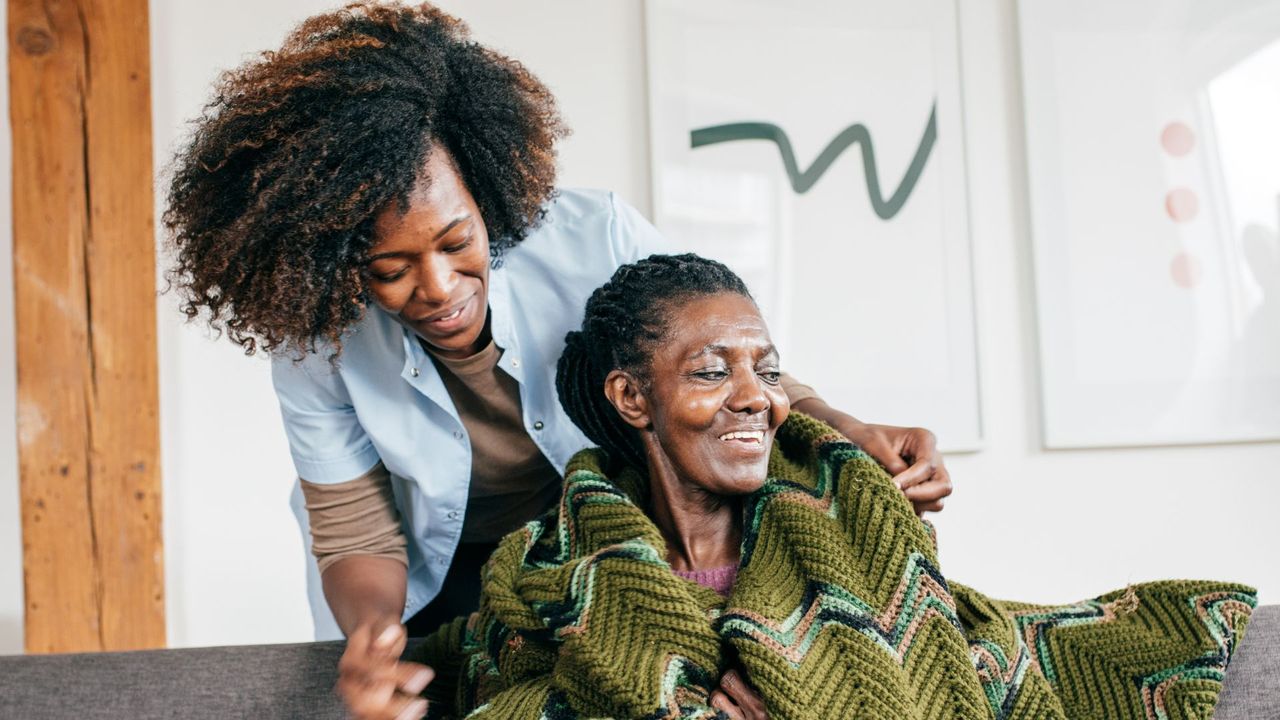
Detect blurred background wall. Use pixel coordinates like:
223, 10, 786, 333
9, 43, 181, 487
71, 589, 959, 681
0, 0, 1276, 650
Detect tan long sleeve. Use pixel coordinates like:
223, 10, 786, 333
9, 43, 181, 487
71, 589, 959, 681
300, 461, 408, 574
780, 371, 821, 406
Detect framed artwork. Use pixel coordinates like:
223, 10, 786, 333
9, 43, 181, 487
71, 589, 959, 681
645, 0, 982, 450
1019, 0, 1280, 447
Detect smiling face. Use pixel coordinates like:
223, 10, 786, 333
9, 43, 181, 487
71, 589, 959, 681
366, 149, 491, 358
613, 292, 791, 497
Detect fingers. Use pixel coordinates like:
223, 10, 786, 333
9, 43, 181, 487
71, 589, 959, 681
905, 465, 952, 516
391, 696, 429, 720
338, 623, 432, 720
338, 666, 429, 720
715, 669, 767, 719
395, 662, 435, 695
866, 435, 911, 476
374, 623, 409, 659
904, 477, 952, 502
914, 500, 945, 516
904, 465, 952, 500
890, 460, 933, 490
710, 689, 745, 720
341, 681, 426, 720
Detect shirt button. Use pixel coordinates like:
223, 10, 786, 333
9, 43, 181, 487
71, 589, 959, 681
410, 367, 419, 377
453, 430, 464, 441
511, 358, 520, 368
533, 420, 544, 431
447, 510, 459, 520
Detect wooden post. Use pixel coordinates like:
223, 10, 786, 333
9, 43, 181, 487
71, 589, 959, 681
9, 0, 163, 652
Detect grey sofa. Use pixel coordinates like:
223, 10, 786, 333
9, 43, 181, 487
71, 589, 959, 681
1, 605, 1277, 718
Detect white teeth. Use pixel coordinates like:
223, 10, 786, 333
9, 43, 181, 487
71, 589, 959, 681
433, 307, 463, 322
719, 430, 764, 443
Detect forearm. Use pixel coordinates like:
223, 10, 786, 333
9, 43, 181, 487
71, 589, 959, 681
790, 396, 868, 442
322, 554, 409, 637
781, 373, 870, 444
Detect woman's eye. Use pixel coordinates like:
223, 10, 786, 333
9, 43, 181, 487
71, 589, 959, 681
371, 267, 409, 282
443, 237, 473, 254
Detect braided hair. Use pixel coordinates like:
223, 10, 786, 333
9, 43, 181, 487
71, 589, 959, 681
556, 254, 753, 469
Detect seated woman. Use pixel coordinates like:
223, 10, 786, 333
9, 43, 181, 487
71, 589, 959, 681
403, 254, 1254, 719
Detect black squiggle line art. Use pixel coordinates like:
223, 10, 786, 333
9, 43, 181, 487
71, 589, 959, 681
689, 102, 937, 220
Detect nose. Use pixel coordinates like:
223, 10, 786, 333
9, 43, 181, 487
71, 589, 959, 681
727, 370, 770, 416
411, 254, 456, 306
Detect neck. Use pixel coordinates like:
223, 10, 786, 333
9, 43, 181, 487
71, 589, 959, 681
643, 449, 742, 573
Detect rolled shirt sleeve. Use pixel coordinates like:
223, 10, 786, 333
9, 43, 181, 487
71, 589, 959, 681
271, 353, 382, 484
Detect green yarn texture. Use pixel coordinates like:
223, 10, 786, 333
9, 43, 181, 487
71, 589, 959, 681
415, 413, 1255, 719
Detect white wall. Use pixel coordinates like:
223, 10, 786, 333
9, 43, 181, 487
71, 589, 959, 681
150, 1, 335, 648
1, 0, 1275, 653
0, 0, 25, 655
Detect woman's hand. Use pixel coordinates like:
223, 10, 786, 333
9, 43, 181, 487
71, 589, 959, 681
847, 422, 952, 515
790, 399, 952, 516
710, 668, 768, 719
336, 623, 434, 720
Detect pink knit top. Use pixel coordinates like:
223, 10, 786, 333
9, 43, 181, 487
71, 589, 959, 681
673, 564, 739, 596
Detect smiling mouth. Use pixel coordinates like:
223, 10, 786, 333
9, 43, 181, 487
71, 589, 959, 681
428, 305, 465, 324
416, 295, 473, 326
719, 430, 765, 444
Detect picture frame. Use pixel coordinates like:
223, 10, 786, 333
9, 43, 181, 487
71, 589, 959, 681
645, 0, 983, 450
1018, 0, 1280, 448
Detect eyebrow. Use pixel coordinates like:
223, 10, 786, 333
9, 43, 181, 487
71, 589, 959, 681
365, 215, 469, 262
686, 343, 779, 361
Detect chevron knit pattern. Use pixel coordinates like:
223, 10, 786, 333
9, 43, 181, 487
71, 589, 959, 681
415, 413, 1255, 719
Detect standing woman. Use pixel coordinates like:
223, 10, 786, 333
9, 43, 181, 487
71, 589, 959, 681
164, 2, 950, 716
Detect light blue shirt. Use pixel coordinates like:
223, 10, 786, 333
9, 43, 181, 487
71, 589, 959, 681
272, 189, 672, 636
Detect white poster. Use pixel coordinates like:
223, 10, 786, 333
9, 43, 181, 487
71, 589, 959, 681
1020, 0, 1280, 447
646, 0, 981, 450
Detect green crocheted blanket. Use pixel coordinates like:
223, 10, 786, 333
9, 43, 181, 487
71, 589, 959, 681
415, 413, 1255, 719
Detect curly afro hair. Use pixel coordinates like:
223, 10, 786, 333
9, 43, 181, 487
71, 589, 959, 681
163, 1, 568, 357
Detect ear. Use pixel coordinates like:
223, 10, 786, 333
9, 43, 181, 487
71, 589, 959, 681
603, 369, 650, 430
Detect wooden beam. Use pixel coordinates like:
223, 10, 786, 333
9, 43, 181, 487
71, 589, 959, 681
9, 0, 163, 652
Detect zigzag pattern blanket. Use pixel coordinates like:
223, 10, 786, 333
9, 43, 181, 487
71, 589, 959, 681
415, 413, 1255, 719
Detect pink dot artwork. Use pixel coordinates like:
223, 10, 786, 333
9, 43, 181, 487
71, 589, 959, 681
1170, 252, 1202, 289
1165, 187, 1199, 223
1161, 122, 1195, 157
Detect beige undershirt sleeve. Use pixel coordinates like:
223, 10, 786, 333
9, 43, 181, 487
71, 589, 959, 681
300, 461, 408, 574
780, 371, 821, 406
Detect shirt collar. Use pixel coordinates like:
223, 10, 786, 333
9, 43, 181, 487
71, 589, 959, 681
486, 260, 516, 352
396, 260, 523, 396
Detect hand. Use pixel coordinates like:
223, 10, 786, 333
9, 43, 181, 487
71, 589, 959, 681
336, 623, 434, 720
709, 668, 767, 719
845, 422, 952, 516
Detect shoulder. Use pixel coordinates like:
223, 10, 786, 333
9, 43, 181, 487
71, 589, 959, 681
270, 309, 404, 398
540, 187, 618, 225
515, 188, 676, 268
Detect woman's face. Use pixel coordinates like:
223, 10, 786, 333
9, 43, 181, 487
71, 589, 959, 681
366, 149, 491, 358
637, 293, 791, 496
